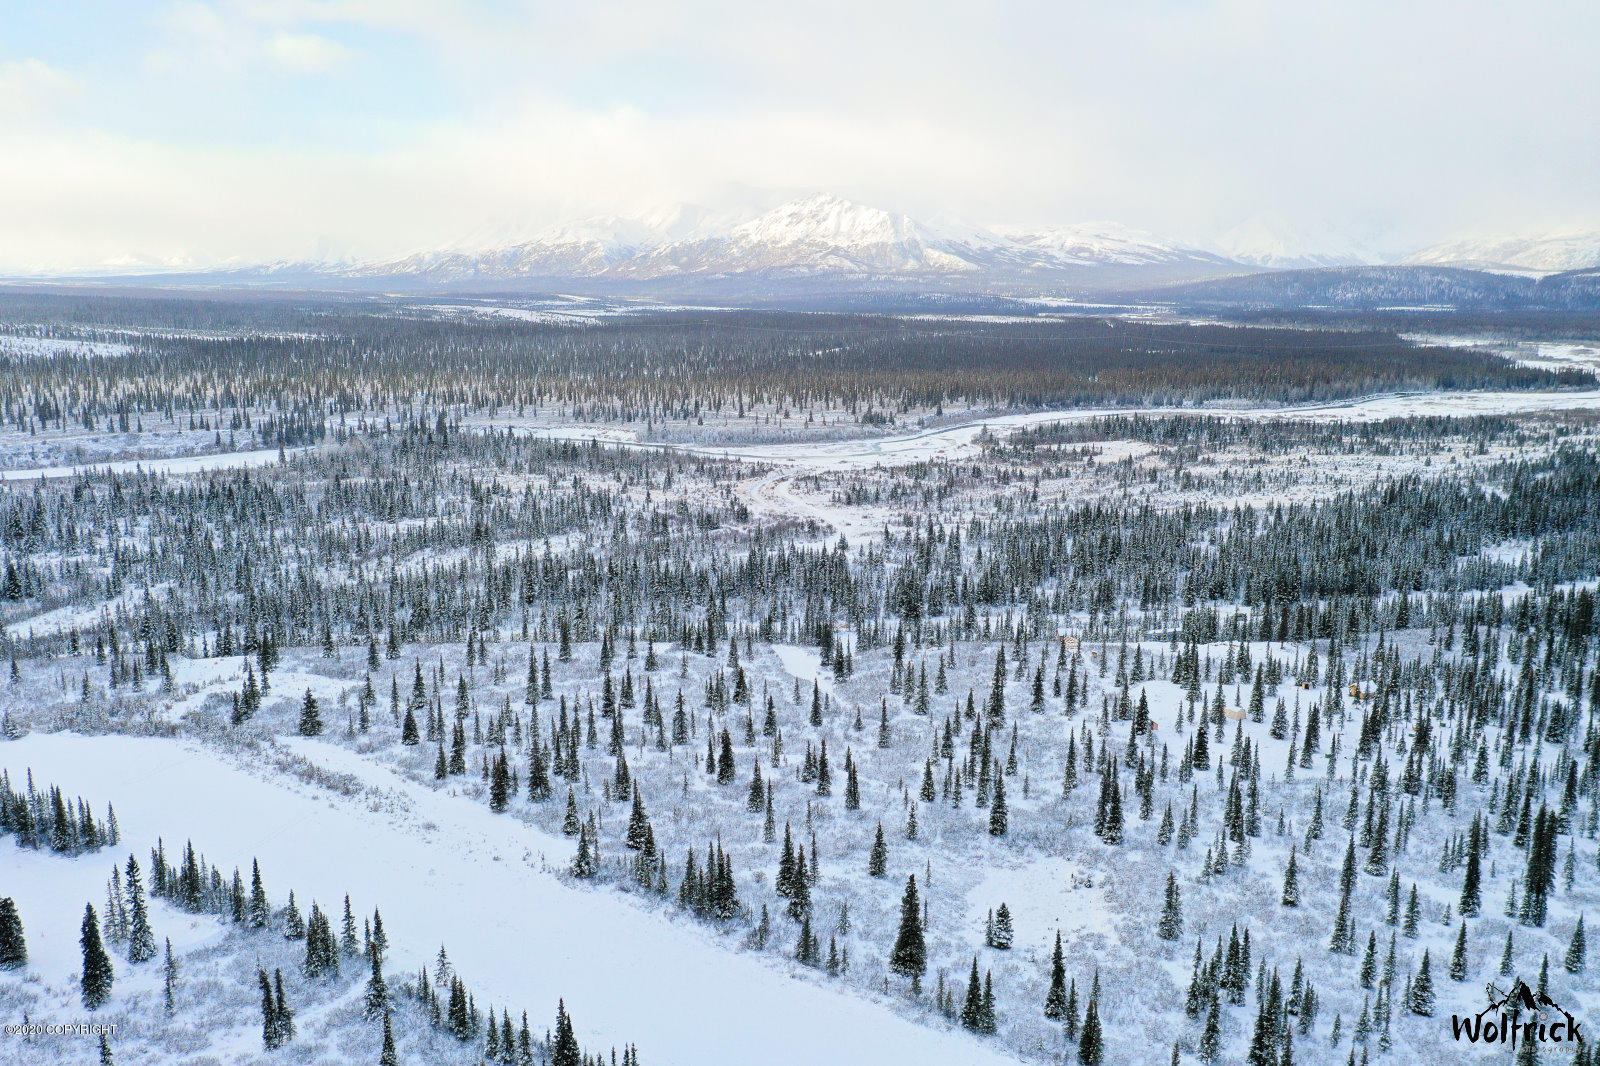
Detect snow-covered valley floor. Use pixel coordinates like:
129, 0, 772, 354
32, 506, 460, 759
0, 731, 1020, 1066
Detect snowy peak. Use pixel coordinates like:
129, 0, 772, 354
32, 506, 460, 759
365, 194, 1244, 286
1212, 214, 1377, 270
1406, 230, 1600, 274
619, 194, 1005, 278
626, 196, 1232, 279
998, 221, 1229, 268
374, 204, 755, 281
379, 215, 670, 280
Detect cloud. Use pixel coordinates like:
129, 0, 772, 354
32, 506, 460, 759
0, 59, 81, 119
0, 94, 1033, 271
2, 0, 1597, 270
264, 30, 351, 74
149, 1, 352, 76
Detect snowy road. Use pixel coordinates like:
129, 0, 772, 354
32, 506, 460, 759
0, 732, 1023, 1066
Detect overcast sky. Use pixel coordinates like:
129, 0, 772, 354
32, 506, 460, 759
2, 0, 1596, 271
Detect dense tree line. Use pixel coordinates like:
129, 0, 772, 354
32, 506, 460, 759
0, 294, 1585, 447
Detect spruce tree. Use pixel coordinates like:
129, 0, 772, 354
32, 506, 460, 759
1100, 763, 1124, 844
259, 968, 280, 1049
1408, 950, 1435, 1016
980, 968, 997, 1034
249, 859, 271, 929
1043, 931, 1068, 1020
552, 1000, 581, 1066
867, 823, 888, 877
125, 855, 156, 963
1159, 871, 1183, 940
489, 751, 511, 812
1246, 982, 1280, 1066
365, 943, 389, 1017
80, 903, 114, 1009
0, 897, 25, 969
1460, 818, 1482, 916
960, 956, 984, 1031
274, 968, 294, 1043
1449, 922, 1469, 981
156, 937, 175, 1016
1078, 979, 1104, 1065
1281, 847, 1300, 907
992, 902, 1013, 949
989, 770, 1008, 836
1200, 998, 1221, 1062
889, 874, 927, 992
379, 1008, 398, 1066
299, 688, 323, 736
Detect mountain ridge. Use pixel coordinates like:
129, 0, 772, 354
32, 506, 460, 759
13, 195, 1600, 310
355, 194, 1237, 285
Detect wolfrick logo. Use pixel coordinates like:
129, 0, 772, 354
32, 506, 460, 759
1449, 979, 1585, 1049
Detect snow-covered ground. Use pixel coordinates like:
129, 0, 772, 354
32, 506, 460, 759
0, 732, 1022, 1066
0, 335, 135, 359
0, 447, 305, 483
1, 307, 1597, 1065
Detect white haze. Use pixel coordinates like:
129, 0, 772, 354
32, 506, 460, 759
1, 0, 1597, 272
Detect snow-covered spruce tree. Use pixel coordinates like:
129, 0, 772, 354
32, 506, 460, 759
124, 854, 156, 963
162, 938, 177, 1016
365, 942, 389, 1017
992, 903, 1013, 949
248, 858, 270, 929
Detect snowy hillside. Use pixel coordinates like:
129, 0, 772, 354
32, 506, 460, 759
1212, 214, 1377, 270
997, 222, 1230, 270
1407, 230, 1600, 275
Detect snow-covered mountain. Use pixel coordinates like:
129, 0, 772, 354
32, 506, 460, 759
371, 204, 753, 282
358, 194, 1240, 287
33, 196, 1600, 295
613, 194, 1033, 279
378, 217, 677, 281
1406, 230, 1600, 275
997, 221, 1231, 269
1212, 214, 1377, 270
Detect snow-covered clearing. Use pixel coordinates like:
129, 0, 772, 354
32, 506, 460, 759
0, 335, 134, 359
0, 448, 308, 484
0, 732, 1022, 1066
962, 858, 1115, 951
